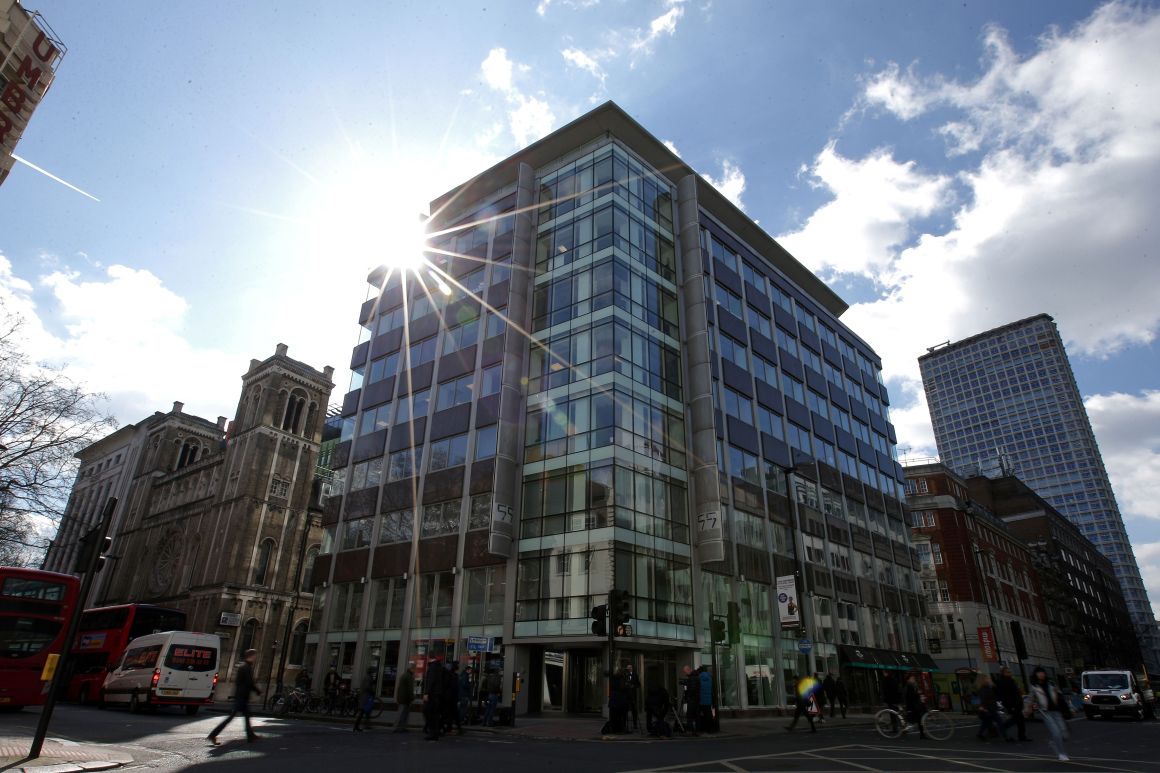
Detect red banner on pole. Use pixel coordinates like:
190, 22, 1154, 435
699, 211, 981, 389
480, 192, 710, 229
977, 626, 998, 662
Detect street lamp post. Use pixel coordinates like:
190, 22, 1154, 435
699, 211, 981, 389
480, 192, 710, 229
972, 546, 1003, 667
784, 467, 817, 676
957, 617, 975, 672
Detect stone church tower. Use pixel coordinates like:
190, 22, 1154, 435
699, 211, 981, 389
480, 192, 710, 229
89, 344, 334, 697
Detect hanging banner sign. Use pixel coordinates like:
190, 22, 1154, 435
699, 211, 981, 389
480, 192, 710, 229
977, 626, 998, 662
776, 575, 800, 628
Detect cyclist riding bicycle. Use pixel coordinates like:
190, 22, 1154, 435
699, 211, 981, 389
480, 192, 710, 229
904, 675, 928, 739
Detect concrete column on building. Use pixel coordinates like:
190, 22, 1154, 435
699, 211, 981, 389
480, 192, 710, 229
676, 174, 723, 564
490, 162, 536, 559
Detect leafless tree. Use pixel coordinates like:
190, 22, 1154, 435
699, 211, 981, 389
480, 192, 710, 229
0, 315, 116, 565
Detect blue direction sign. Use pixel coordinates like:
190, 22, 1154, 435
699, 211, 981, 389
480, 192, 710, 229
466, 635, 490, 653
798, 637, 813, 655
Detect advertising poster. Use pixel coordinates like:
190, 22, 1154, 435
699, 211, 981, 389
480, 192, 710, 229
776, 575, 800, 628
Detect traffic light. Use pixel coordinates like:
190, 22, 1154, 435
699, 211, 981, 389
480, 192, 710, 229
710, 617, 727, 643
726, 601, 740, 645
609, 589, 632, 636
591, 604, 607, 637
74, 529, 111, 574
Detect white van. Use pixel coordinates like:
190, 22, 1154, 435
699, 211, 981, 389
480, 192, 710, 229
1080, 669, 1148, 721
102, 631, 220, 715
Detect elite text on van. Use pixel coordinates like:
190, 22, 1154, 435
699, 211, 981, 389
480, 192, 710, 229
102, 632, 220, 714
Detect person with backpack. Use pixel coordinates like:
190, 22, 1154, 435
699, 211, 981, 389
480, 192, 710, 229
481, 668, 502, 727
975, 673, 1009, 742
644, 684, 672, 737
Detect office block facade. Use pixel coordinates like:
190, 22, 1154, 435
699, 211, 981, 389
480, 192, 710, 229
919, 314, 1159, 671
308, 102, 930, 715
968, 474, 1139, 672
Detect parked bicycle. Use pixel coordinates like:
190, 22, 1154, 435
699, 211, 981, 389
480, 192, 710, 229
272, 687, 311, 716
875, 706, 953, 741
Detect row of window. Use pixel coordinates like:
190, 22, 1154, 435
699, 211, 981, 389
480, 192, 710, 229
532, 255, 679, 339
536, 200, 677, 282
341, 425, 498, 491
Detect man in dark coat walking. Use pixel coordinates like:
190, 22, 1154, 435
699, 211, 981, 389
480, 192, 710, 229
423, 658, 445, 741
208, 649, 261, 745
394, 666, 415, 732
995, 667, 1030, 741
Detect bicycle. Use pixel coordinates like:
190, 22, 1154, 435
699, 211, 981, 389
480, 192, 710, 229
272, 687, 310, 716
875, 706, 953, 741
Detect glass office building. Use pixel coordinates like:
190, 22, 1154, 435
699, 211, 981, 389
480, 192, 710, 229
306, 102, 930, 715
919, 314, 1159, 672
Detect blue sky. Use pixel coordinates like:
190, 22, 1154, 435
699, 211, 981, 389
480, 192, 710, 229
2, 0, 1158, 611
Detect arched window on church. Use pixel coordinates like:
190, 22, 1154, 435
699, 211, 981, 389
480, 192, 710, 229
246, 386, 263, 429
300, 546, 320, 592
239, 618, 259, 655
176, 439, 201, 470
253, 538, 275, 585
288, 620, 308, 666
281, 390, 308, 435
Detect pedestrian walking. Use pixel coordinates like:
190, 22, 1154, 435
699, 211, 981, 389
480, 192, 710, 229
681, 665, 700, 735
786, 674, 820, 733
481, 668, 502, 726
698, 666, 715, 733
624, 663, 642, 732
1029, 666, 1071, 762
975, 673, 1009, 741
995, 666, 1030, 742
423, 657, 445, 741
207, 649, 261, 745
394, 666, 415, 733
352, 667, 376, 731
823, 673, 837, 718
833, 675, 849, 719
442, 661, 462, 734
457, 665, 472, 727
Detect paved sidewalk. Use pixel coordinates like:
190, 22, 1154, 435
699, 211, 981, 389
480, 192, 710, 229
0, 736, 133, 773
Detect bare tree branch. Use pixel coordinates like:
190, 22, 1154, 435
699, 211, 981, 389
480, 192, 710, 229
0, 314, 117, 566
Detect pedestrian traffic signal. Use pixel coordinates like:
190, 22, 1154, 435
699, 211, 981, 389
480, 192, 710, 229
591, 604, 607, 637
726, 601, 740, 645
710, 617, 727, 643
609, 589, 632, 635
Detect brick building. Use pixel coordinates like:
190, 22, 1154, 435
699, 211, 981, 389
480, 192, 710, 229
904, 462, 1057, 695
45, 344, 334, 697
968, 475, 1138, 672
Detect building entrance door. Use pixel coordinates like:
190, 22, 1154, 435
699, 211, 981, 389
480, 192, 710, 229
566, 649, 605, 713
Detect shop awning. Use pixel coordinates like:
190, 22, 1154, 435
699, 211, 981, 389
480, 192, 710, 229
837, 644, 882, 668
838, 645, 939, 672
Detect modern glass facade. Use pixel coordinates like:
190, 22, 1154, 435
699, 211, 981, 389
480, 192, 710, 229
307, 103, 929, 715
919, 314, 1160, 672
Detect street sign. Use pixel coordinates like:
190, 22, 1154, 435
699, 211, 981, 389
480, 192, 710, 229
798, 637, 813, 654
466, 635, 489, 653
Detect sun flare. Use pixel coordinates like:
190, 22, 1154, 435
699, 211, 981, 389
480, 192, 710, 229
308, 163, 429, 277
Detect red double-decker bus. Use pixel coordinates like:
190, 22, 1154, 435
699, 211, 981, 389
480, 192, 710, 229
0, 566, 81, 710
64, 603, 187, 704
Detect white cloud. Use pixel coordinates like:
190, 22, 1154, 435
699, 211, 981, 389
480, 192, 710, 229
0, 253, 240, 425
537, 0, 600, 15
629, 1, 686, 60
703, 159, 746, 211
480, 48, 514, 92
662, 139, 681, 158
561, 47, 610, 84
1085, 390, 1160, 523
509, 95, 556, 149
778, 143, 953, 280
774, 2, 1160, 461
479, 49, 558, 149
